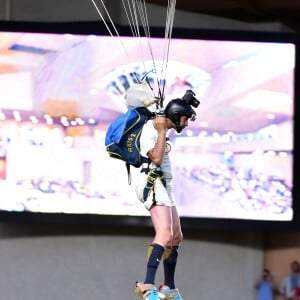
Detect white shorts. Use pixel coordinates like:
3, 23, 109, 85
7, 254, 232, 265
135, 174, 175, 210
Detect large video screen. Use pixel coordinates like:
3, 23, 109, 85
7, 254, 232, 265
0, 23, 295, 225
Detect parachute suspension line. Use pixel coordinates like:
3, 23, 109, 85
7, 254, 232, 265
139, 0, 166, 105
128, 0, 177, 108
120, 0, 150, 85
135, 0, 161, 100
158, 0, 176, 107
121, 1, 139, 39
128, 0, 166, 106
137, 0, 150, 37
127, 0, 176, 109
122, 0, 160, 100
90, 0, 177, 108
136, 0, 164, 103
132, 0, 159, 95
89, 0, 130, 59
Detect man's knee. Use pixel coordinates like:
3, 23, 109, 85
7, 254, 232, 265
173, 231, 183, 245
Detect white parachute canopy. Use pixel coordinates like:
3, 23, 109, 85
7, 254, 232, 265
125, 82, 158, 108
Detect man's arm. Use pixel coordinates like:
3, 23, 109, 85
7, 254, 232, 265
279, 277, 289, 299
147, 116, 167, 166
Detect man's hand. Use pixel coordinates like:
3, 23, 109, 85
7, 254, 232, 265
153, 115, 167, 132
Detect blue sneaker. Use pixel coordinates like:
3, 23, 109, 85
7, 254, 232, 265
158, 285, 183, 300
135, 282, 160, 300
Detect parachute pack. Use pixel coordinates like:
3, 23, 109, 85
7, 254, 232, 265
105, 106, 155, 184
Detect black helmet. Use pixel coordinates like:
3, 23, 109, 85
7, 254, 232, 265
164, 99, 196, 133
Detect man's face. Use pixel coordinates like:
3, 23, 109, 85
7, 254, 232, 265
262, 270, 270, 279
291, 261, 300, 273
167, 115, 190, 133
179, 116, 189, 130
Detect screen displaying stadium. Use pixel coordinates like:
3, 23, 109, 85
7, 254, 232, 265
0, 25, 295, 223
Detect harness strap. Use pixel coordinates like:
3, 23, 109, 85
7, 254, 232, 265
142, 167, 165, 203
126, 162, 132, 185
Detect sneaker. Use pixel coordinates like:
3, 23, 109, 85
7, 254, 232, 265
158, 285, 183, 300
135, 281, 160, 300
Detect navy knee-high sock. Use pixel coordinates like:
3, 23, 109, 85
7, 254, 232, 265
144, 243, 165, 284
163, 246, 179, 289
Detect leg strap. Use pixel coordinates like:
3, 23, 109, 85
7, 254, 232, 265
142, 167, 165, 203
